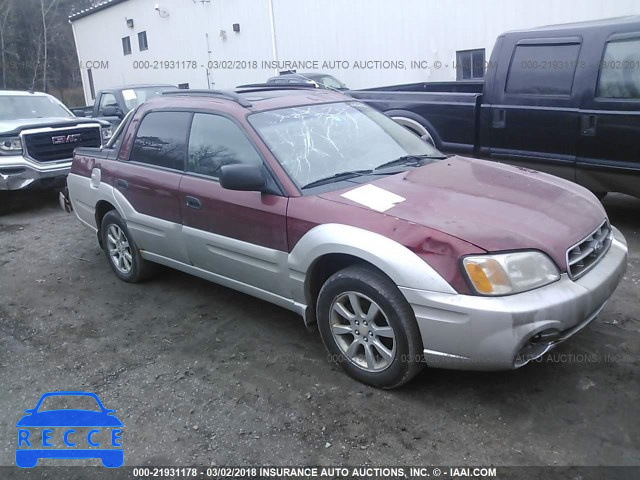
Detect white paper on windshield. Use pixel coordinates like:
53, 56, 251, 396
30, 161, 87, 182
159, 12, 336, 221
340, 184, 406, 212
122, 89, 137, 101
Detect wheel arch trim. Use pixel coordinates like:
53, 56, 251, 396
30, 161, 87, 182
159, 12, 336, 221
67, 172, 120, 233
384, 109, 440, 146
288, 223, 456, 298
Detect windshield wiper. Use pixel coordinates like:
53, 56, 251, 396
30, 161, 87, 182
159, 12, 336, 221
301, 169, 374, 189
374, 154, 448, 171
301, 153, 450, 189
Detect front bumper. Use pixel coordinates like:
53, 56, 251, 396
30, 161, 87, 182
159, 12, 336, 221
400, 226, 628, 370
0, 154, 70, 190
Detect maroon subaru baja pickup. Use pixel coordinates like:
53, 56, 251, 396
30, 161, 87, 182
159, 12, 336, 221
61, 87, 627, 388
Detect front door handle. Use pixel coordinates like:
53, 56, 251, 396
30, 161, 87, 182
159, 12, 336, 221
185, 196, 202, 210
115, 178, 128, 190
581, 114, 597, 136
492, 109, 506, 128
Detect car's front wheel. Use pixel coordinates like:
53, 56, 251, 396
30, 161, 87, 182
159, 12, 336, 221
100, 210, 154, 282
317, 265, 424, 388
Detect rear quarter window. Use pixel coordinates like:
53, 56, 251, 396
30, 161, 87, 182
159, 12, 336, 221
506, 43, 581, 95
597, 38, 640, 99
129, 111, 191, 170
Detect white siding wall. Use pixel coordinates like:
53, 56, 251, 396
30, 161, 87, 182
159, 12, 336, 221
72, 0, 640, 104
271, 0, 640, 87
72, 0, 276, 104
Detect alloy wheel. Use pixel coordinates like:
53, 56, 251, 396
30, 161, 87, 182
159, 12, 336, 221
106, 224, 133, 274
329, 291, 397, 372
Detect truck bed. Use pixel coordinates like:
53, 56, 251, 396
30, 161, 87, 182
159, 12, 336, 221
358, 80, 483, 94
350, 82, 482, 156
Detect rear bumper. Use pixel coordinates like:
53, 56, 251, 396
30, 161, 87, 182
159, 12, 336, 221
0, 154, 70, 190
400, 226, 628, 370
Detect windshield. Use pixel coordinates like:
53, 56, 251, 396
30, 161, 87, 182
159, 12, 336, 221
121, 86, 178, 111
37, 395, 101, 412
249, 102, 441, 189
0, 95, 71, 120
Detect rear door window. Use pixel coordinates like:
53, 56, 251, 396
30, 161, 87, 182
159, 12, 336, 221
130, 111, 191, 170
506, 43, 581, 95
597, 37, 640, 99
187, 113, 262, 178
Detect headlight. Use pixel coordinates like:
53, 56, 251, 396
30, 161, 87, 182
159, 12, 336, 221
462, 251, 560, 296
101, 126, 113, 143
0, 136, 23, 154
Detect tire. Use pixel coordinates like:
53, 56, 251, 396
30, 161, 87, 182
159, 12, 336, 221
100, 210, 154, 282
317, 265, 424, 389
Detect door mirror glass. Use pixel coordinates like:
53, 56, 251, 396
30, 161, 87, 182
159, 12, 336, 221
102, 106, 122, 118
219, 164, 266, 192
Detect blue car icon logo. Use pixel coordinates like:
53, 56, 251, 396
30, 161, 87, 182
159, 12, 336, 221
16, 391, 123, 468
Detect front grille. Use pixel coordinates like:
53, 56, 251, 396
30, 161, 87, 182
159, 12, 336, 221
23, 127, 101, 163
566, 220, 612, 279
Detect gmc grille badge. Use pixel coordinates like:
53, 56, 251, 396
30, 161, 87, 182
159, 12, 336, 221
51, 134, 82, 144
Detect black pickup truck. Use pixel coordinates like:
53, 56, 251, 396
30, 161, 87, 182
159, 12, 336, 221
351, 16, 640, 199
72, 84, 177, 126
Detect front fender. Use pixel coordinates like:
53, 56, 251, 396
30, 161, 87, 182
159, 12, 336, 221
288, 223, 456, 297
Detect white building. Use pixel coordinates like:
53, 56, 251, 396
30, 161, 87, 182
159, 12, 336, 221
70, 0, 640, 104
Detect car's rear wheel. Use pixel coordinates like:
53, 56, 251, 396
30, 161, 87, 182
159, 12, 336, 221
100, 210, 154, 282
317, 265, 424, 388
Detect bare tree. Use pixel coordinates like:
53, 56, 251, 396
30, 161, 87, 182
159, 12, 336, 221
0, 0, 99, 98
0, 0, 13, 88
40, 0, 60, 91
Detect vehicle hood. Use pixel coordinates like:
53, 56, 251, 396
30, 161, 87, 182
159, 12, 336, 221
318, 156, 607, 272
0, 117, 109, 135
16, 410, 123, 427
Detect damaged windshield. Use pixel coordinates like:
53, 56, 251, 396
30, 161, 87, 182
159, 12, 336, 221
248, 101, 441, 189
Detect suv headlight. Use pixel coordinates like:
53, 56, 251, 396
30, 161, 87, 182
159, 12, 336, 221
0, 136, 23, 154
101, 126, 113, 143
462, 251, 560, 296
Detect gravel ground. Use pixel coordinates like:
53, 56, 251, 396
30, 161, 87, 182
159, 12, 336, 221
0, 191, 638, 469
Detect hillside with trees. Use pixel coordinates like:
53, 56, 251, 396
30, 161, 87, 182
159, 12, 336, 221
0, 0, 98, 105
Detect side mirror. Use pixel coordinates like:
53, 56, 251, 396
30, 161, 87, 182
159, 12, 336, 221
219, 164, 266, 192
74, 110, 86, 117
102, 106, 123, 118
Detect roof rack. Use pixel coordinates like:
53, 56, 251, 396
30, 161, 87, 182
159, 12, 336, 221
162, 89, 252, 108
